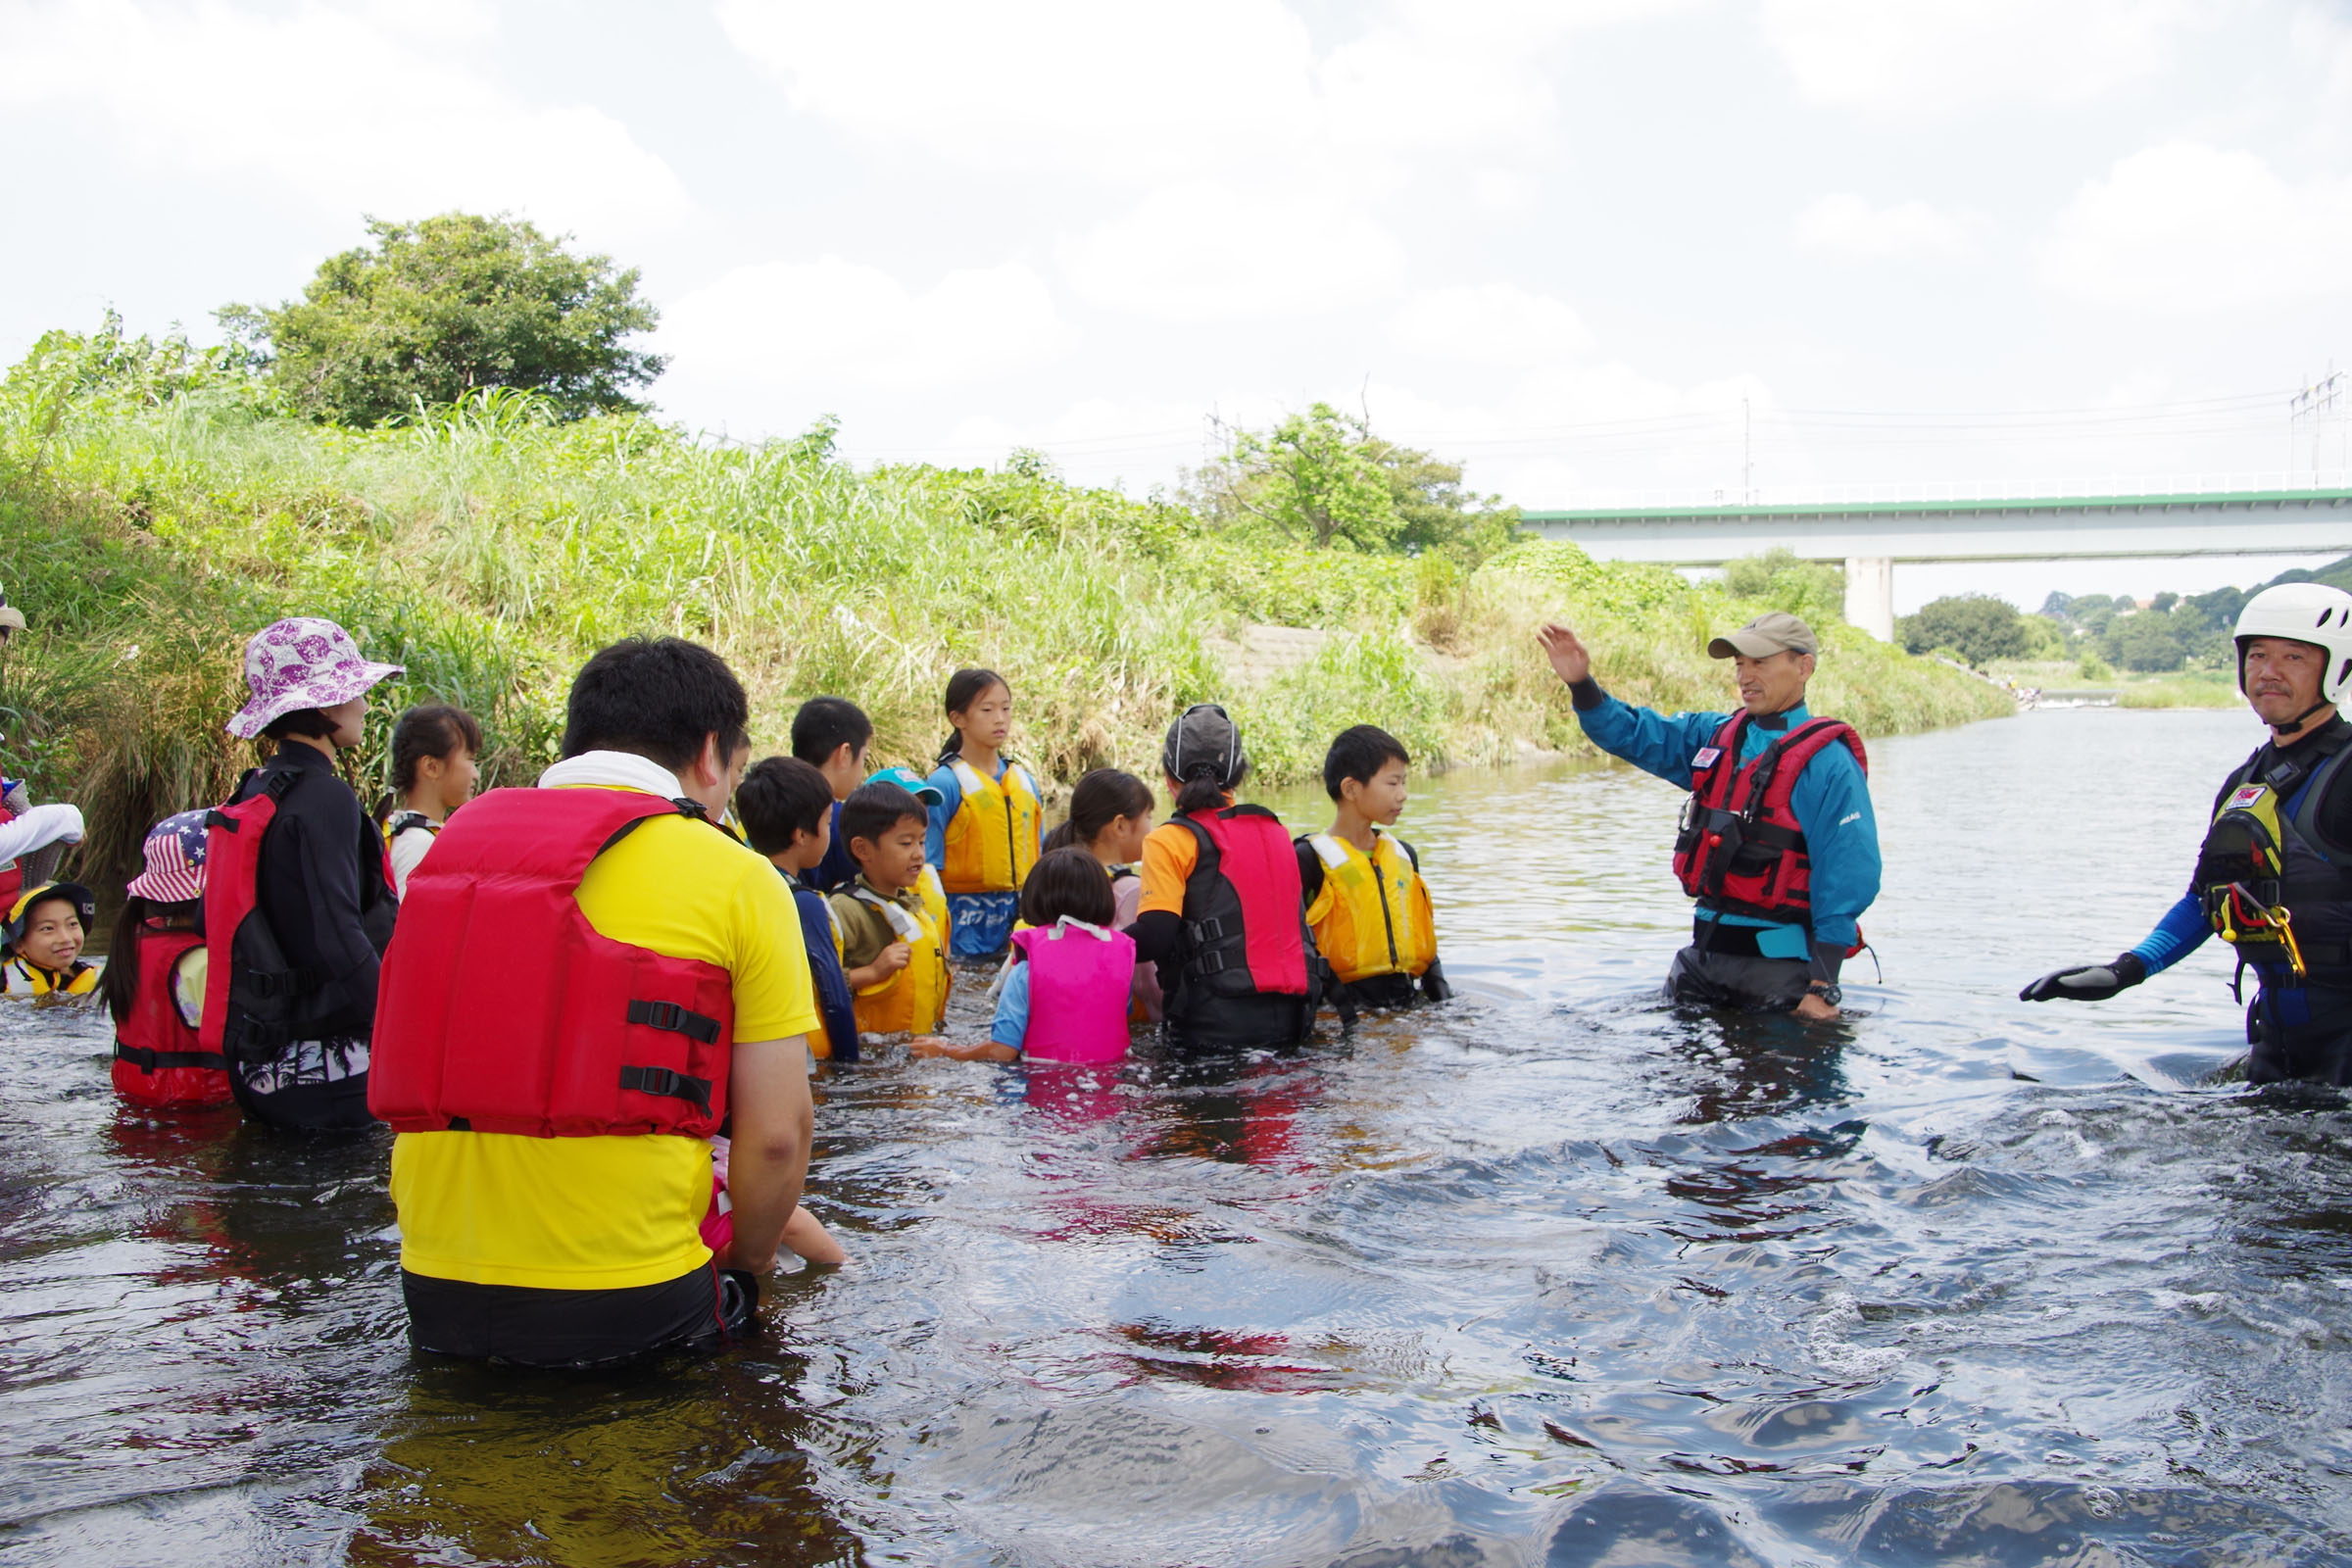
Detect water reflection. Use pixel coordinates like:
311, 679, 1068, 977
11, 710, 2352, 1564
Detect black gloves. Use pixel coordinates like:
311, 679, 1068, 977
2019, 951, 2148, 1003
1419, 959, 1455, 1004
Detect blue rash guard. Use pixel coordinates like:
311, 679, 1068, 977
1576, 688, 1882, 956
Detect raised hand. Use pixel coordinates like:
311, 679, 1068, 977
1538, 622, 1592, 685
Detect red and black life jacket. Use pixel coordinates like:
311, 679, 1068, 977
1671, 712, 1867, 927
1163, 806, 1317, 1045
202, 771, 330, 1064
0, 801, 21, 914
368, 787, 736, 1140
112, 927, 230, 1108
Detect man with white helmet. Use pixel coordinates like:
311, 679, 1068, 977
2023, 580, 2352, 1085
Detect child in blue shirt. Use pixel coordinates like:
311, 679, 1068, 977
735, 757, 862, 1062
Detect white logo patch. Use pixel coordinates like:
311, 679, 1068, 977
2226, 784, 2268, 810
1690, 747, 1722, 768
1839, 811, 1862, 825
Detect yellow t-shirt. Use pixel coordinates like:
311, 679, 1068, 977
389, 795, 818, 1291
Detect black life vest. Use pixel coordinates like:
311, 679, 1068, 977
2195, 727, 2352, 982
1671, 712, 1867, 929
1163, 806, 1315, 1046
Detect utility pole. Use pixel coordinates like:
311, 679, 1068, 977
2291, 368, 2344, 486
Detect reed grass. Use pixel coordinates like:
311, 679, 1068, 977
0, 367, 2006, 882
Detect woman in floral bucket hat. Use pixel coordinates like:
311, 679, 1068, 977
213, 616, 403, 1132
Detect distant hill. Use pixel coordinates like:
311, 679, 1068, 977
2265, 555, 2352, 593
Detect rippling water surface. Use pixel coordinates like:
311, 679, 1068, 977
8, 707, 2352, 1566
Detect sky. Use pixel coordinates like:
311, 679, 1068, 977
4, 0, 2351, 612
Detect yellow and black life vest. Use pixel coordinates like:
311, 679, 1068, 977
1301, 829, 1437, 984
940, 759, 1043, 895
916, 863, 952, 954
4, 956, 98, 997
844, 884, 952, 1035
2196, 733, 2352, 981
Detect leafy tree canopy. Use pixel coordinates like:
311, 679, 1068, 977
1184, 403, 1518, 563
1722, 548, 1845, 624
218, 213, 663, 426
1899, 594, 2034, 667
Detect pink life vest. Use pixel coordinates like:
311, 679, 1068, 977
1010, 918, 1137, 1064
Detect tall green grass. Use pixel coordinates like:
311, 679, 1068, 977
0, 343, 2006, 882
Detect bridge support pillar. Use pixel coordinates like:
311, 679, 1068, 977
1844, 556, 1895, 642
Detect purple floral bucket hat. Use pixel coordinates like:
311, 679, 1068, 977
226, 617, 404, 739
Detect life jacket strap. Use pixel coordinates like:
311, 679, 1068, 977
617, 1063, 713, 1111
241, 964, 325, 1000
624, 999, 723, 1045
114, 1043, 228, 1071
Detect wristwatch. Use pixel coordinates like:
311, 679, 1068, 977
1805, 981, 1842, 1006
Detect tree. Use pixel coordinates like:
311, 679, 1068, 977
1723, 548, 1845, 623
219, 213, 663, 425
2104, 611, 2187, 672
2038, 590, 2076, 620
1898, 594, 2033, 666
1186, 404, 1518, 561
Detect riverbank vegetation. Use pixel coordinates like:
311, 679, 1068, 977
0, 318, 2008, 880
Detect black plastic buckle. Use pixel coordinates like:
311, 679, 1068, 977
640, 1001, 684, 1032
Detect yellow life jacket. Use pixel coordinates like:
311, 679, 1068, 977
383, 809, 439, 853
846, 885, 952, 1035
917, 863, 952, 955
2199, 778, 2310, 976
1302, 829, 1438, 984
940, 758, 1043, 895
5, 956, 99, 997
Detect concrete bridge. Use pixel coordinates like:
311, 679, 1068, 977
1522, 477, 2352, 640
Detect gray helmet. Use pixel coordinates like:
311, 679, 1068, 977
1161, 703, 1248, 788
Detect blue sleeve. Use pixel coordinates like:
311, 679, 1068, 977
1576, 697, 1734, 788
1786, 745, 1881, 950
990, 960, 1032, 1049
925, 765, 961, 867
2130, 894, 2212, 975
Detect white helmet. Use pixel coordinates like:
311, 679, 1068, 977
2234, 581, 2352, 705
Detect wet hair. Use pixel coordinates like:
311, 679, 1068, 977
1323, 724, 1411, 802
1042, 768, 1154, 853
262, 707, 340, 741
102, 897, 198, 1026
374, 705, 483, 822
840, 781, 926, 854
736, 756, 834, 857
936, 667, 1009, 763
1019, 847, 1117, 929
791, 697, 872, 767
561, 637, 750, 773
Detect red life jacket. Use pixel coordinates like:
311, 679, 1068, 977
0, 802, 21, 914
1671, 712, 1867, 927
368, 787, 736, 1140
112, 927, 230, 1107
201, 771, 324, 1063
1171, 806, 1310, 1000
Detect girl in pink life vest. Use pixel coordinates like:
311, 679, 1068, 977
911, 849, 1138, 1064
104, 811, 230, 1108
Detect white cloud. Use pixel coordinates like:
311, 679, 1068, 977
1792, 192, 1981, 259
2040, 141, 2352, 310
0, 0, 690, 239
1759, 0, 2220, 113
1386, 284, 1592, 366
1056, 183, 1409, 320
660, 256, 1069, 397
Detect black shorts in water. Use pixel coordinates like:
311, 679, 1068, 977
402, 1262, 757, 1370
1665, 944, 1810, 1013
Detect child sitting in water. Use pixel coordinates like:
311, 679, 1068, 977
913, 848, 1138, 1064
377, 705, 482, 900
3, 882, 99, 998
735, 756, 863, 1063
828, 781, 953, 1040
924, 668, 1043, 960
1298, 725, 1453, 1010
789, 696, 872, 893
104, 811, 229, 1107
1041, 768, 1161, 1022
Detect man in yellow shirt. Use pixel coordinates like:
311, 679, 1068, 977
375, 638, 819, 1367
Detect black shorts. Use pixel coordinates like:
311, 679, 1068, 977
1665, 944, 1811, 1013
2248, 984, 2352, 1088
402, 1262, 758, 1369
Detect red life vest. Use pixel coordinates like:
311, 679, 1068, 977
1171, 806, 1310, 999
201, 771, 322, 1063
1671, 712, 1867, 926
368, 787, 736, 1140
112, 927, 230, 1108
0, 801, 20, 913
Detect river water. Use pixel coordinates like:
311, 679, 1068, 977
7, 706, 2352, 1567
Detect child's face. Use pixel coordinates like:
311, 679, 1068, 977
955, 683, 1012, 752
1345, 759, 1410, 825
821, 742, 867, 801
852, 814, 927, 893
18, 900, 83, 970
1102, 809, 1152, 864
425, 747, 479, 812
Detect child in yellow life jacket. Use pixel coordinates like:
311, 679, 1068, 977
104, 811, 229, 1106
4, 881, 99, 999
1298, 726, 1453, 1010
375, 705, 482, 900
828, 780, 953, 1042
1041, 767, 1161, 1022
924, 667, 1042, 960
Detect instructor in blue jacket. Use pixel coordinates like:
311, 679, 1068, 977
1541, 611, 1881, 1021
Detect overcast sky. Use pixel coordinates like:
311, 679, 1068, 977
5, 0, 2350, 611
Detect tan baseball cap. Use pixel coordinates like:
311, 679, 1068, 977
0, 584, 23, 633
1707, 611, 1817, 660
